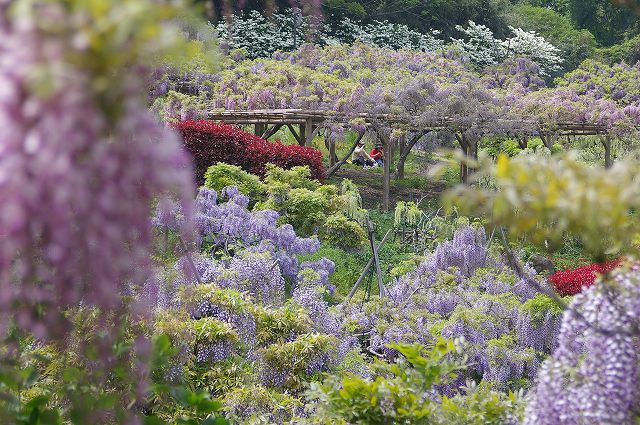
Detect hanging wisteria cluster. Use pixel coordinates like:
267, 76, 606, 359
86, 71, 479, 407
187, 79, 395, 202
152, 186, 320, 282
147, 185, 357, 421
524, 264, 640, 425
0, 1, 193, 343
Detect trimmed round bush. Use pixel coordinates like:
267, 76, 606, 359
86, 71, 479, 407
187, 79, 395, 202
204, 163, 265, 200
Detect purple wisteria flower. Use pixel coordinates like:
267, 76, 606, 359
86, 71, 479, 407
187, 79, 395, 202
0, 4, 193, 340
524, 266, 640, 425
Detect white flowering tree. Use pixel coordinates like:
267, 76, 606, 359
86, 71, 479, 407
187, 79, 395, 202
325, 16, 445, 52
504, 27, 563, 76
214, 9, 313, 59
452, 21, 505, 68
215, 9, 445, 59
452, 21, 564, 76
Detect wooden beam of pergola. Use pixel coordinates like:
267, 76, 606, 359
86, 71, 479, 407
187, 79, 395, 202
207, 108, 620, 191
208, 109, 614, 136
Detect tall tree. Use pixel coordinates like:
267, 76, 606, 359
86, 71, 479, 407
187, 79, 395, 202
569, 0, 640, 46
337, 0, 513, 39
507, 4, 596, 73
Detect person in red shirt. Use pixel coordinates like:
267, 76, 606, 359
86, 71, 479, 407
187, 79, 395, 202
370, 143, 384, 167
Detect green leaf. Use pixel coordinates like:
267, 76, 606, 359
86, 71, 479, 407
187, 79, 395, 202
25, 395, 49, 410
201, 415, 228, 425
144, 415, 166, 425
21, 367, 40, 389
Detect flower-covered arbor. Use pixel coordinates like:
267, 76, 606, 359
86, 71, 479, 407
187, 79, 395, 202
153, 43, 640, 207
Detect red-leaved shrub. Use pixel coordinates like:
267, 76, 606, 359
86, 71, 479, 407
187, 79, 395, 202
549, 259, 622, 296
173, 120, 324, 183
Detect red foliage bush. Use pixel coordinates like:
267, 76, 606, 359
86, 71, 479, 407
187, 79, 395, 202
173, 120, 324, 183
549, 259, 622, 296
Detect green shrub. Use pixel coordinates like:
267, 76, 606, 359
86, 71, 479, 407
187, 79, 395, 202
438, 382, 524, 425
154, 309, 196, 353
203, 163, 265, 200
190, 359, 251, 396
259, 333, 338, 392
279, 188, 327, 235
484, 138, 522, 158
192, 318, 240, 359
520, 294, 565, 325
254, 302, 313, 346
299, 341, 522, 425
223, 384, 302, 424
389, 255, 423, 278
180, 285, 254, 316
264, 163, 321, 191
320, 214, 368, 251
250, 164, 368, 247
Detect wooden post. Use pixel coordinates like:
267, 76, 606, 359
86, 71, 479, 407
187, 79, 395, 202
299, 123, 306, 146
328, 129, 337, 167
304, 118, 314, 146
347, 229, 392, 300
254, 123, 266, 137
383, 136, 391, 212
601, 135, 613, 168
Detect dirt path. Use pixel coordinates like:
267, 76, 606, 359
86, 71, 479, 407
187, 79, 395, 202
331, 168, 447, 210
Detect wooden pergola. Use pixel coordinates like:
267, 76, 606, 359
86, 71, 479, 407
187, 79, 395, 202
208, 109, 614, 211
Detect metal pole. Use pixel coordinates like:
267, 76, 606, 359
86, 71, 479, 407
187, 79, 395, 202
347, 229, 392, 300
368, 220, 386, 297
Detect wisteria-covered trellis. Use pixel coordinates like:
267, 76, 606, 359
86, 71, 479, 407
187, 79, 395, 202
206, 108, 616, 211
154, 44, 640, 210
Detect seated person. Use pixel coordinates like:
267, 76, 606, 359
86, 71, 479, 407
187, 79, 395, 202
352, 140, 374, 167
370, 143, 384, 167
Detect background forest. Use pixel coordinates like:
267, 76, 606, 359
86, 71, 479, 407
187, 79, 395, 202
202, 0, 640, 77
208, 0, 637, 51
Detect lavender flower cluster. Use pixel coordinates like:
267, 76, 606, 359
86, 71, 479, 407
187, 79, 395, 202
292, 267, 340, 335
196, 340, 236, 363
524, 265, 640, 425
342, 226, 563, 392
0, 1, 193, 342
147, 186, 361, 401
153, 186, 320, 280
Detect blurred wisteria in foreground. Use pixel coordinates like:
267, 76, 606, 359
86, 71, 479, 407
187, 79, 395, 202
0, 0, 197, 340
0, 0, 215, 423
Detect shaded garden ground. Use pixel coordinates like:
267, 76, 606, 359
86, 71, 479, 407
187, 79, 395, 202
330, 167, 447, 210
